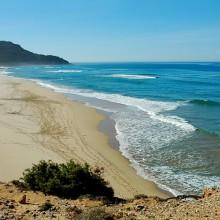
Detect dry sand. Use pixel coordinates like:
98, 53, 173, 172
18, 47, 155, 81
0, 74, 170, 199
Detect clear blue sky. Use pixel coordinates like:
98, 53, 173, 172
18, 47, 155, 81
1, 0, 220, 62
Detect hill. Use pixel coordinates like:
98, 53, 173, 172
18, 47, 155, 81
0, 41, 69, 65
0, 183, 219, 219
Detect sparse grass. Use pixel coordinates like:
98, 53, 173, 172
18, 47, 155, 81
4, 93, 41, 102
75, 207, 114, 220
7, 110, 22, 115
38, 201, 53, 211
134, 194, 148, 200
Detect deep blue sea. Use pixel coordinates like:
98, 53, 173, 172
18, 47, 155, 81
3, 62, 220, 195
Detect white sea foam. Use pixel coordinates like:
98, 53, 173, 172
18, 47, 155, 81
110, 74, 158, 79
48, 70, 82, 73
113, 110, 184, 196
37, 81, 195, 132
0, 67, 12, 75
104, 68, 129, 71
113, 107, 217, 195
149, 113, 195, 131
149, 164, 220, 195
0, 66, 9, 69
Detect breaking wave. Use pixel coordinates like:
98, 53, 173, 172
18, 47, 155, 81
48, 70, 82, 73
189, 99, 220, 106
109, 74, 158, 79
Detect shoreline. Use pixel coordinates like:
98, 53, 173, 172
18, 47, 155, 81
0, 74, 172, 199
97, 109, 120, 149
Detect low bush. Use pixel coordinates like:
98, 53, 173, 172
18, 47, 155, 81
75, 207, 114, 220
18, 160, 114, 199
38, 201, 53, 211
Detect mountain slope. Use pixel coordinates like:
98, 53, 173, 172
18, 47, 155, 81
0, 41, 69, 65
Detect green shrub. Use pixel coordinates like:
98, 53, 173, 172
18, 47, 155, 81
20, 160, 114, 199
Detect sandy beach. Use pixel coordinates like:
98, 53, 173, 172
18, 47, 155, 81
0, 74, 170, 199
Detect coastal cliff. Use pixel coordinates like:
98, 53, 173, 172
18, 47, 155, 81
0, 41, 69, 65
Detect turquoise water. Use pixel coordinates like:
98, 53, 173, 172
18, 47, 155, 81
5, 62, 220, 195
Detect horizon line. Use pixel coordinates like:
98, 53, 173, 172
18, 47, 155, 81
70, 60, 220, 64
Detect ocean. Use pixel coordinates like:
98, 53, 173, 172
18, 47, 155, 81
4, 62, 220, 195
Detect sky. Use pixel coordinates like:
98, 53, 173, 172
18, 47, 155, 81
0, 0, 220, 62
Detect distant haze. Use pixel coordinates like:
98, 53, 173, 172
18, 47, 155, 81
1, 0, 220, 62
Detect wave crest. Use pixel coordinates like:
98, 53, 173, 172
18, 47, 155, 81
0, 67, 12, 75
37, 81, 195, 132
190, 99, 220, 106
110, 74, 158, 79
48, 70, 82, 73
